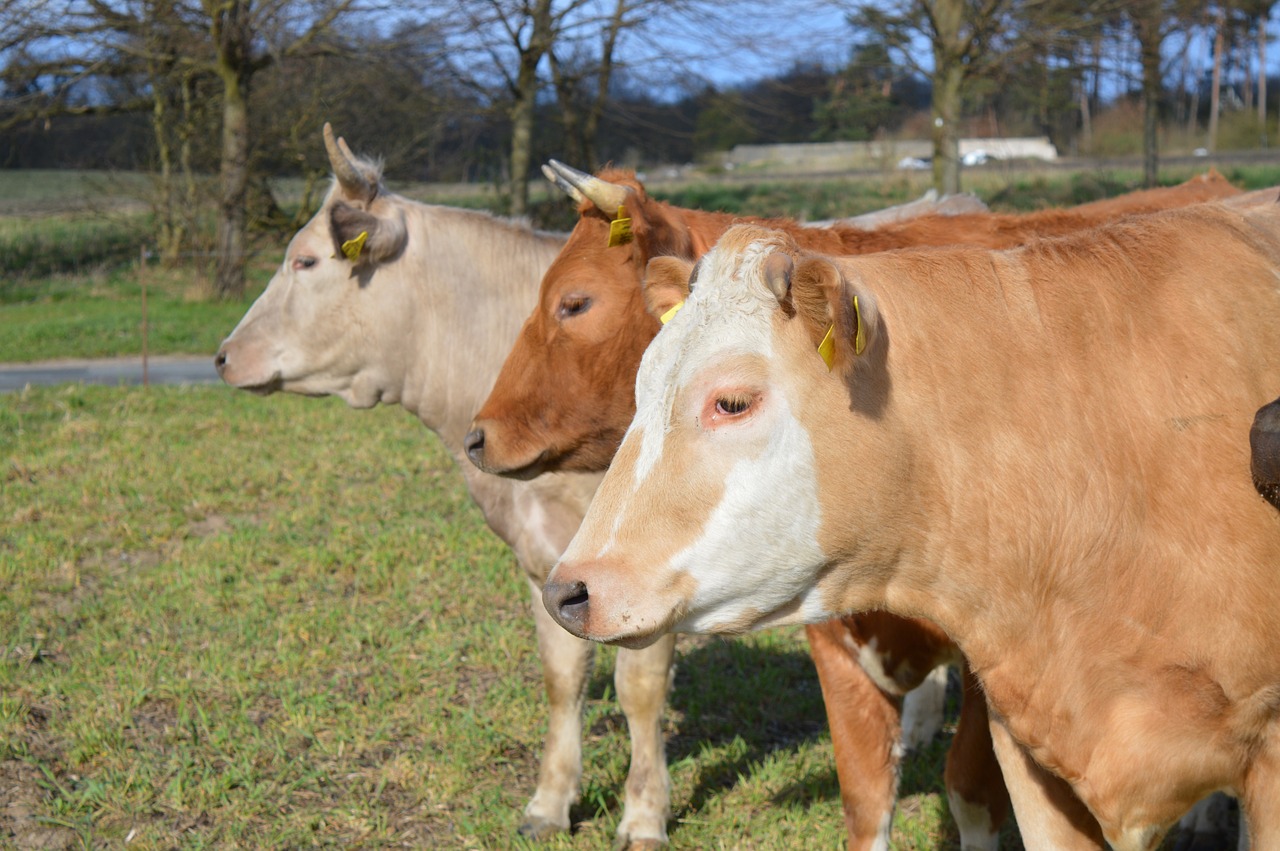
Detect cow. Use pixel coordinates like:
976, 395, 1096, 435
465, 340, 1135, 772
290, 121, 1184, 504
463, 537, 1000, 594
541, 205, 1280, 849
465, 165, 1239, 479
463, 163, 1243, 849
214, 125, 679, 850
212, 125, 973, 850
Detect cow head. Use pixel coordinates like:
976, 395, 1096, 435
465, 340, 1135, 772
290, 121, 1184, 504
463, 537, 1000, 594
465, 162, 711, 479
215, 123, 410, 408
541, 223, 898, 647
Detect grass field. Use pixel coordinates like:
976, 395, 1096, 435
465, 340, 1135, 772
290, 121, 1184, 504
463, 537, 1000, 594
1, 385, 982, 849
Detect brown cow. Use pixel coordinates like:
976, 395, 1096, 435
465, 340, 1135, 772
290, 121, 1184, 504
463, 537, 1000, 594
466, 166, 1239, 478
543, 206, 1280, 849
465, 164, 1242, 849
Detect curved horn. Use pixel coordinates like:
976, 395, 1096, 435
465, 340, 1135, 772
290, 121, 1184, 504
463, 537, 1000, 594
323, 122, 373, 201
546, 159, 630, 212
542, 164, 586, 205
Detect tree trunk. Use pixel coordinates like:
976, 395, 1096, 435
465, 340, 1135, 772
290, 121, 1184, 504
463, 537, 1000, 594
1189, 16, 1209, 134
507, 74, 536, 216
179, 73, 199, 259
549, 55, 589, 167
928, 0, 966, 195
1261, 20, 1269, 146
1209, 11, 1224, 153
150, 68, 180, 265
1135, 2, 1163, 188
931, 61, 963, 195
1079, 82, 1092, 155
214, 64, 250, 299
506, 0, 555, 216
582, 0, 628, 169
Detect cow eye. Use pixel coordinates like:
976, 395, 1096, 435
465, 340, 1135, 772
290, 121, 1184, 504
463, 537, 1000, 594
293, 255, 317, 271
715, 394, 752, 416
557, 295, 592, 319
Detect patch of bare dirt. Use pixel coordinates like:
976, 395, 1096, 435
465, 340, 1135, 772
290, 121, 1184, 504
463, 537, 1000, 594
186, 514, 232, 537
129, 697, 179, 745
0, 761, 78, 851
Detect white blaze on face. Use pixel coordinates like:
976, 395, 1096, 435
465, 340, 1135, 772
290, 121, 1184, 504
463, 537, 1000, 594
564, 227, 835, 638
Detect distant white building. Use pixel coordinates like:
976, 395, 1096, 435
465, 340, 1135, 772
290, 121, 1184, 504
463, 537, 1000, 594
719, 137, 1058, 172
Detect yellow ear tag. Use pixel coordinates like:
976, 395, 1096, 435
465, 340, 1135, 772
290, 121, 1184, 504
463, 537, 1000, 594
607, 206, 633, 247
817, 295, 866, 371
659, 300, 685, 325
817, 325, 837, 369
341, 231, 368, 262
853, 294, 867, 355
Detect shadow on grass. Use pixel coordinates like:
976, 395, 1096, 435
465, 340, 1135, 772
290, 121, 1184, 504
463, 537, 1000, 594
665, 638, 833, 814
572, 638, 987, 844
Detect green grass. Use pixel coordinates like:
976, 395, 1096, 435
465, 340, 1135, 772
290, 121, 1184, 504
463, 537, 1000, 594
0, 385, 980, 848
0, 263, 270, 362
0, 213, 152, 285
0, 170, 154, 216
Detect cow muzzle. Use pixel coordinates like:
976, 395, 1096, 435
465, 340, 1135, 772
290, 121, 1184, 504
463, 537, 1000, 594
542, 567, 674, 649
464, 419, 551, 480
214, 339, 282, 395
542, 578, 591, 637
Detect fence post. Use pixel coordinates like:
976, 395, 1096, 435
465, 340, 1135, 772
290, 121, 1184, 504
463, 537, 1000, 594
139, 245, 149, 388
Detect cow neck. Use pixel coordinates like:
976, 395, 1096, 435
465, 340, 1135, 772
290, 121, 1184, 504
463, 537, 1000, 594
398, 203, 564, 457
787, 250, 1096, 725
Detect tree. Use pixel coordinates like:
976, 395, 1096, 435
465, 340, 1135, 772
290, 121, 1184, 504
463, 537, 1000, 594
446, 0, 675, 213
547, 0, 652, 169
813, 40, 903, 142
201, 0, 357, 297
1130, 0, 1169, 185
449, 0, 581, 215
2, 0, 361, 297
851, 0, 1018, 194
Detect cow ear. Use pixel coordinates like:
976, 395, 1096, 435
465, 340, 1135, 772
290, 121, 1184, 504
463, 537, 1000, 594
329, 201, 407, 267
762, 252, 793, 304
792, 256, 880, 372
643, 256, 694, 322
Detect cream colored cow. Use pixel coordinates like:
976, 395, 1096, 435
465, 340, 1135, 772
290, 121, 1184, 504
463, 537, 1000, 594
543, 206, 1280, 849
216, 125, 676, 849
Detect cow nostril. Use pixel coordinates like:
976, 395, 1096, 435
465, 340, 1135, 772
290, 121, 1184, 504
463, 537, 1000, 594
560, 584, 588, 611
464, 427, 486, 464
543, 579, 590, 634
213, 350, 228, 375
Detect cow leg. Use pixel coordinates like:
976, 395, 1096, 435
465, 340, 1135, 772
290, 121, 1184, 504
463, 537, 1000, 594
805, 620, 902, 851
943, 661, 1009, 851
612, 634, 677, 850
988, 718, 1106, 850
900, 663, 948, 750
523, 577, 594, 839
1241, 748, 1279, 851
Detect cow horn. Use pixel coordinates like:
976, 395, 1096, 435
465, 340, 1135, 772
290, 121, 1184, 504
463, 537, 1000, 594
546, 159, 629, 212
323, 122, 373, 201
542, 164, 586, 205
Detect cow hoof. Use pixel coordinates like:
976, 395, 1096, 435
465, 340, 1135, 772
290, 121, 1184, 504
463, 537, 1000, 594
613, 837, 667, 851
517, 815, 568, 841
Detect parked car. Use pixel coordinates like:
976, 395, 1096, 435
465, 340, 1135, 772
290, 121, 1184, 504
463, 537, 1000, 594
896, 156, 930, 171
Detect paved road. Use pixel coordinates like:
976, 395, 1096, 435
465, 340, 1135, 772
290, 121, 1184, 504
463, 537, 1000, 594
0, 355, 220, 392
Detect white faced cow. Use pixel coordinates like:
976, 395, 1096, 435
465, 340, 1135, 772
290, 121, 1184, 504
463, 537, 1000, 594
544, 206, 1280, 849
216, 124, 677, 849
